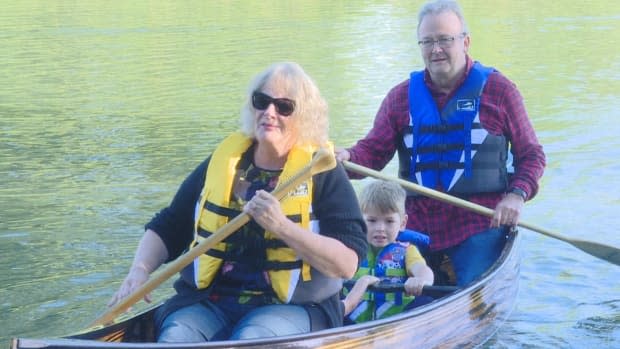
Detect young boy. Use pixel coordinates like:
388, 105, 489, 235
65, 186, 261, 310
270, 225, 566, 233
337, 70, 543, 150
343, 180, 435, 323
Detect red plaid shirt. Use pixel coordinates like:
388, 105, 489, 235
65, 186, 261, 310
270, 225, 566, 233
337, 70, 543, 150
348, 56, 546, 251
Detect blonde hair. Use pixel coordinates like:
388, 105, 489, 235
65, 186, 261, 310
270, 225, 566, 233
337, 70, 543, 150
240, 62, 329, 146
358, 180, 407, 218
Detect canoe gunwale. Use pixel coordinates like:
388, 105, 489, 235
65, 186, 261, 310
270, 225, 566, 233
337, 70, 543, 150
11, 230, 521, 349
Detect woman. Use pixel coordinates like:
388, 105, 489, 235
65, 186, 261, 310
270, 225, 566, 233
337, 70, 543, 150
108, 62, 367, 342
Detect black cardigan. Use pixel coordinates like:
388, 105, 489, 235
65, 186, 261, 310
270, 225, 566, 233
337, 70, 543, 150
145, 151, 367, 331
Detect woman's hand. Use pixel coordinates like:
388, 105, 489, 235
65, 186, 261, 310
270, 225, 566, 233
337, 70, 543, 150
243, 189, 358, 278
106, 230, 167, 309
107, 265, 151, 308
243, 190, 288, 235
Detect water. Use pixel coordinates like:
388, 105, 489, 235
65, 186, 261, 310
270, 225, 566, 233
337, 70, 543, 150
1, 1, 619, 347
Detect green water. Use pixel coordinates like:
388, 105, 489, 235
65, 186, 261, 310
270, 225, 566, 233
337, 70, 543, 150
1, 1, 619, 347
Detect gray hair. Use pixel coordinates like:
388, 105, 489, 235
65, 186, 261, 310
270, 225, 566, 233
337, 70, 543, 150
417, 0, 469, 35
359, 180, 407, 218
240, 62, 329, 147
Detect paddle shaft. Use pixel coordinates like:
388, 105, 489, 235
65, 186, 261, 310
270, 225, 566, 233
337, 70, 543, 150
343, 161, 620, 266
343, 280, 457, 294
89, 150, 336, 327
90, 215, 250, 327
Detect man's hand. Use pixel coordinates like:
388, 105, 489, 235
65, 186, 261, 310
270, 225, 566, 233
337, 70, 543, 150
334, 147, 351, 161
491, 193, 524, 227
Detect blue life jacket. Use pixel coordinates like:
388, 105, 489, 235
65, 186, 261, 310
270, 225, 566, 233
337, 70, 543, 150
397, 229, 430, 254
345, 242, 414, 322
398, 62, 511, 196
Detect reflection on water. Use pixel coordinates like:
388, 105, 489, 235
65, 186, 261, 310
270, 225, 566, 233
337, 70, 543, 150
1, 0, 619, 347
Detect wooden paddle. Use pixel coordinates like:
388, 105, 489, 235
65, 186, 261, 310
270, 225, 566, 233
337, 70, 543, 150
343, 280, 458, 294
89, 149, 337, 328
343, 161, 620, 267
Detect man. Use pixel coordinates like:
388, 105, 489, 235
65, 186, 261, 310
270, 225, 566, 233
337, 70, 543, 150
336, 0, 545, 286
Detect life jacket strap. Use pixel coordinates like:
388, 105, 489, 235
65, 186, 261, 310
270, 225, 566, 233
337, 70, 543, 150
205, 249, 302, 270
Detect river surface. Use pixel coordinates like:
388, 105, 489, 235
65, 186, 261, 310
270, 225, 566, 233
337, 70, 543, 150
1, 1, 619, 347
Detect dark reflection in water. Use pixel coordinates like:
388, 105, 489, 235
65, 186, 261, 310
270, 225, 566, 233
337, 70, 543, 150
1, 1, 619, 347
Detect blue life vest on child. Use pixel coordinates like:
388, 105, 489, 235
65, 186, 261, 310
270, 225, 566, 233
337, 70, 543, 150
344, 242, 415, 323
397, 229, 430, 254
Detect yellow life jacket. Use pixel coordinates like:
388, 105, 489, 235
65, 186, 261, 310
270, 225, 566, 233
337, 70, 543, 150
181, 132, 341, 304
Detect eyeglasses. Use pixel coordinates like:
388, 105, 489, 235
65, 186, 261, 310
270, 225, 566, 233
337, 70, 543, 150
251, 91, 296, 117
417, 33, 466, 50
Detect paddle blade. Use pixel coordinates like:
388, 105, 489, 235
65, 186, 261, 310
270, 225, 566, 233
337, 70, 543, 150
571, 239, 620, 266
310, 148, 337, 175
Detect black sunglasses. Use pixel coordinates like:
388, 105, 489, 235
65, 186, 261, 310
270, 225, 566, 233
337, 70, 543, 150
252, 91, 296, 117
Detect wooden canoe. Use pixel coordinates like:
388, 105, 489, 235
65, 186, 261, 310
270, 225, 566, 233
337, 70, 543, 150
11, 230, 520, 349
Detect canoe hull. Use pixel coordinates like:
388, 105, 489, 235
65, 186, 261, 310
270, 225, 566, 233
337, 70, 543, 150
11, 231, 520, 349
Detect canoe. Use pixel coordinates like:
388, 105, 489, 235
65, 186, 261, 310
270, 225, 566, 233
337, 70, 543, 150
10, 230, 520, 349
